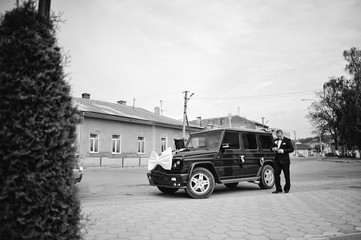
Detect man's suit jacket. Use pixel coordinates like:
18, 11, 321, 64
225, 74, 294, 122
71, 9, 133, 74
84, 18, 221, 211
272, 137, 294, 164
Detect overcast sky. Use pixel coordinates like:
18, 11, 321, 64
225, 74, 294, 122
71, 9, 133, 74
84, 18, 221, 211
2, 0, 361, 138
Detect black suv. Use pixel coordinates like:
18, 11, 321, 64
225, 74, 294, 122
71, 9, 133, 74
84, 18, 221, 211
147, 128, 276, 199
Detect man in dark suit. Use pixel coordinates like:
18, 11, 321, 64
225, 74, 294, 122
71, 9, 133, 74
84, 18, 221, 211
272, 129, 294, 193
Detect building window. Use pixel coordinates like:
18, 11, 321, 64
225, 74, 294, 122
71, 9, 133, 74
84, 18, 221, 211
112, 135, 121, 154
138, 137, 145, 154
160, 137, 167, 152
90, 133, 99, 153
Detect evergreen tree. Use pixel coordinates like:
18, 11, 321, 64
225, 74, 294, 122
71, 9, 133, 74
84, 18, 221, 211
0, 1, 82, 239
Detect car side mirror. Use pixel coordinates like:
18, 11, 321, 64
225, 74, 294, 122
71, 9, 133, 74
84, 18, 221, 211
221, 143, 230, 150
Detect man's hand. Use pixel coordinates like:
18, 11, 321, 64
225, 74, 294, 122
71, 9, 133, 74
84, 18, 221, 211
277, 149, 284, 154
272, 147, 278, 152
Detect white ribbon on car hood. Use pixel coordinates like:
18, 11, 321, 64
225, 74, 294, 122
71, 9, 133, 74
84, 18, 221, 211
148, 147, 172, 170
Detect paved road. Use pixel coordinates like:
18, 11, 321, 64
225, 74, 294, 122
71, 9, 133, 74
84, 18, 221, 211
78, 157, 361, 240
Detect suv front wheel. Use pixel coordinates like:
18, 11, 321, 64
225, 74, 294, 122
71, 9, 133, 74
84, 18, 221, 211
185, 167, 215, 199
258, 165, 275, 189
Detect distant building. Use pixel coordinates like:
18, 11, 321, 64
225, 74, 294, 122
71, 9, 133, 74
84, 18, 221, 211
295, 143, 312, 157
189, 115, 268, 130
74, 94, 201, 167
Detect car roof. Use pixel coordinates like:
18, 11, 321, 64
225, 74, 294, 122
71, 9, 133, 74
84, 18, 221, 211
194, 128, 273, 135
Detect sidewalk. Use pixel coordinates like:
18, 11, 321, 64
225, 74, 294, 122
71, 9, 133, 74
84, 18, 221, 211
82, 188, 361, 240
316, 157, 361, 163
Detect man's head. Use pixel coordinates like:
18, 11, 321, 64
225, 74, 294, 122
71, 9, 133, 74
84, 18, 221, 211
276, 129, 284, 139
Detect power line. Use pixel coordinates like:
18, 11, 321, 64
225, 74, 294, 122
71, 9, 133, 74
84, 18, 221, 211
135, 90, 180, 100
197, 90, 321, 100
193, 95, 265, 119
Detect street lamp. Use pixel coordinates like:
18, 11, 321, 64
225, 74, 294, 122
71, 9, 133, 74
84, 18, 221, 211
301, 98, 324, 158
319, 134, 324, 158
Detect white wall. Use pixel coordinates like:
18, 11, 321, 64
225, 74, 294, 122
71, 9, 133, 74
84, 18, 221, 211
77, 117, 189, 160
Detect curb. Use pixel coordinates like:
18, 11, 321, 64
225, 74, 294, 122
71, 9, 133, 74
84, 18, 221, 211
316, 158, 360, 163
83, 165, 147, 170
328, 232, 361, 240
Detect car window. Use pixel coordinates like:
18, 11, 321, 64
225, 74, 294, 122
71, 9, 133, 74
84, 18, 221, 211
186, 131, 222, 150
259, 135, 273, 150
242, 133, 258, 149
222, 132, 240, 149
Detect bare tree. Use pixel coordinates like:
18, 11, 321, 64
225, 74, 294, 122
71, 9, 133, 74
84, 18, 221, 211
306, 78, 345, 150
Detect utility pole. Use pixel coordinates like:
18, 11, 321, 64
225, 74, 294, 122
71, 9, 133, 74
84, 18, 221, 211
319, 134, 323, 157
182, 91, 194, 139
132, 98, 135, 109
261, 117, 265, 128
160, 100, 163, 115
294, 131, 298, 157
227, 113, 232, 128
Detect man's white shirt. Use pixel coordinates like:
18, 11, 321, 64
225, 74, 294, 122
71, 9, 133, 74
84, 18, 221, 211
277, 138, 284, 154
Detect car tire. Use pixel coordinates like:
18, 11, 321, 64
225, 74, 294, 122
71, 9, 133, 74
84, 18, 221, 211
185, 167, 215, 199
258, 165, 275, 189
157, 186, 179, 194
224, 182, 238, 189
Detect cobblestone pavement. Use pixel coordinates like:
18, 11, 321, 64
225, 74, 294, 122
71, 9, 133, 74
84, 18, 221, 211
82, 188, 361, 240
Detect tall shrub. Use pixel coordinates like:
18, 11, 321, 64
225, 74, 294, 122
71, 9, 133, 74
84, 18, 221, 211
0, 1, 82, 239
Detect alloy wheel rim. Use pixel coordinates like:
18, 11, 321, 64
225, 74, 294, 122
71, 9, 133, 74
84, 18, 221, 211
264, 169, 274, 186
190, 173, 210, 194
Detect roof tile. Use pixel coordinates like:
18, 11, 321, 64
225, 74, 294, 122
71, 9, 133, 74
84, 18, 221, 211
73, 97, 193, 128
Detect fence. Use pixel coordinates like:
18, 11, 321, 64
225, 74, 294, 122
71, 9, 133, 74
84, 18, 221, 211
79, 157, 149, 168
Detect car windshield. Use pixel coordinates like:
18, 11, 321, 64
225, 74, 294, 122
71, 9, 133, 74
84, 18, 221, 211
186, 131, 222, 150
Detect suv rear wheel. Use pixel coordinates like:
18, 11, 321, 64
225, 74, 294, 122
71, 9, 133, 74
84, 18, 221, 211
185, 167, 215, 199
258, 165, 275, 189
157, 186, 179, 194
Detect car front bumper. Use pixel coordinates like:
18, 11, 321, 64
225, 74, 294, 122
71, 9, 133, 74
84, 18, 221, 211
74, 174, 82, 183
73, 169, 83, 183
147, 171, 189, 188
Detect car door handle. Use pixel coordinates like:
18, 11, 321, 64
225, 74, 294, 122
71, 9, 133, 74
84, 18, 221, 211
240, 155, 245, 163
260, 157, 264, 166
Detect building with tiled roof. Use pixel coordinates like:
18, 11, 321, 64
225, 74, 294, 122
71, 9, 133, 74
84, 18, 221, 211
74, 93, 202, 167
189, 115, 269, 130
74, 97, 189, 129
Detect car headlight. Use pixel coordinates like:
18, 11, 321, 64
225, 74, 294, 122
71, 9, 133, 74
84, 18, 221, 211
172, 159, 183, 168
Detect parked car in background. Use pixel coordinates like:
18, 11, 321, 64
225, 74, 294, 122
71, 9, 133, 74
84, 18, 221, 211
73, 156, 83, 183
147, 128, 276, 199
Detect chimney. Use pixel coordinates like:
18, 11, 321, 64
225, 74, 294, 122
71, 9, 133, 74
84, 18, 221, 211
82, 93, 90, 99
197, 117, 202, 126
154, 107, 160, 115
117, 100, 127, 105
